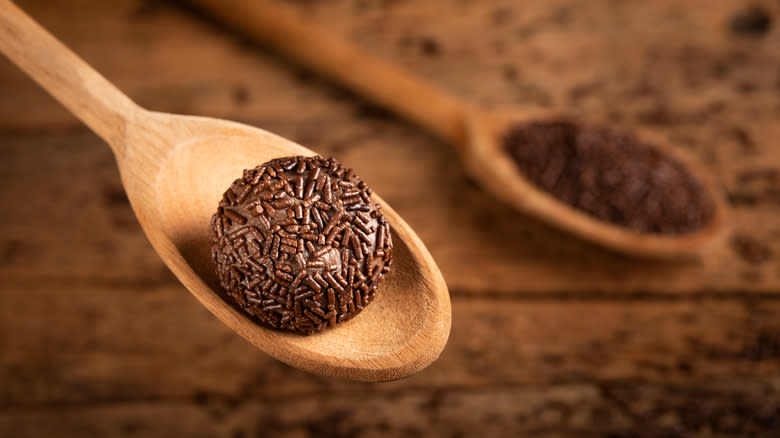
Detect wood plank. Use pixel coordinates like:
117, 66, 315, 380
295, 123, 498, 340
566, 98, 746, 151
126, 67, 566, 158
0, 384, 619, 438
4, 0, 780, 130
1, 380, 779, 437
1, 129, 779, 293
2, 279, 780, 406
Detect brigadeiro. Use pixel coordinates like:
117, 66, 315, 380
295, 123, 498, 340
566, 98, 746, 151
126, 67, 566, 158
209, 156, 393, 335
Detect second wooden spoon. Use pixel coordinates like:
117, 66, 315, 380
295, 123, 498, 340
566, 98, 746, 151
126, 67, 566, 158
186, 0, 729, 259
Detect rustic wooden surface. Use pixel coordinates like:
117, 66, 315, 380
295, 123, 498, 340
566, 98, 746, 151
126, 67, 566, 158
1, 0, 780, 436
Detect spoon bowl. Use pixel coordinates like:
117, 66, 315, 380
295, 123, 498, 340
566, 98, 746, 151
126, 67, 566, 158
0, 1, 450, 381
464, 109, 730, 258
139, 113, 451, 380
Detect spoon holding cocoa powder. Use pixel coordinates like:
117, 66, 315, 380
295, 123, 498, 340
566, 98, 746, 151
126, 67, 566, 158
187, 0, 729, 258
0, 0, 450, 381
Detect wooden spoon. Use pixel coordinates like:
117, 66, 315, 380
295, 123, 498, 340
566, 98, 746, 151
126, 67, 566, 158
186, 0, 730, 259
0, 0, 450, 381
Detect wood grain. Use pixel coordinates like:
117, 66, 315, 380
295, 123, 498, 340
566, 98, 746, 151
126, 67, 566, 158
2, 281, 780, 435
4, 381, 778, 437
2, 0, 780, 435
3, 281, 780, 406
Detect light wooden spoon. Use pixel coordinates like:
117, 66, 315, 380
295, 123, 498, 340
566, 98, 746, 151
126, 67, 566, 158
186, 0, 730, 259
0, 0, 450, 381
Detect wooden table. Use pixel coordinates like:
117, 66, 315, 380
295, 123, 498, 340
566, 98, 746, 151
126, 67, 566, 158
2, 0, 779, 436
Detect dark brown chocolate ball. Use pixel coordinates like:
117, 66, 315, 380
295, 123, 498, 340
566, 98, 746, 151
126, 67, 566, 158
209, 156, 393, 335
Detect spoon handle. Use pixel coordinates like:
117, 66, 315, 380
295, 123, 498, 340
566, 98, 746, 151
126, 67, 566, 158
187, 0, 469, 146
0, 0, 137, 153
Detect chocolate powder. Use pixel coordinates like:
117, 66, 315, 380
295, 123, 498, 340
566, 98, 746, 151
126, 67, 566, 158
503, 121, 714, 234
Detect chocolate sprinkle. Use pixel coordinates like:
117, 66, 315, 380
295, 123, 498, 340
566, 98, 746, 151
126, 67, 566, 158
503, 121, 715, 234
210, 156, 393, 335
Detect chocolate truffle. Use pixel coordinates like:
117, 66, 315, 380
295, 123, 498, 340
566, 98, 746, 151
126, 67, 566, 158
503, 121, 714, 234
210, 156, 393, 335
